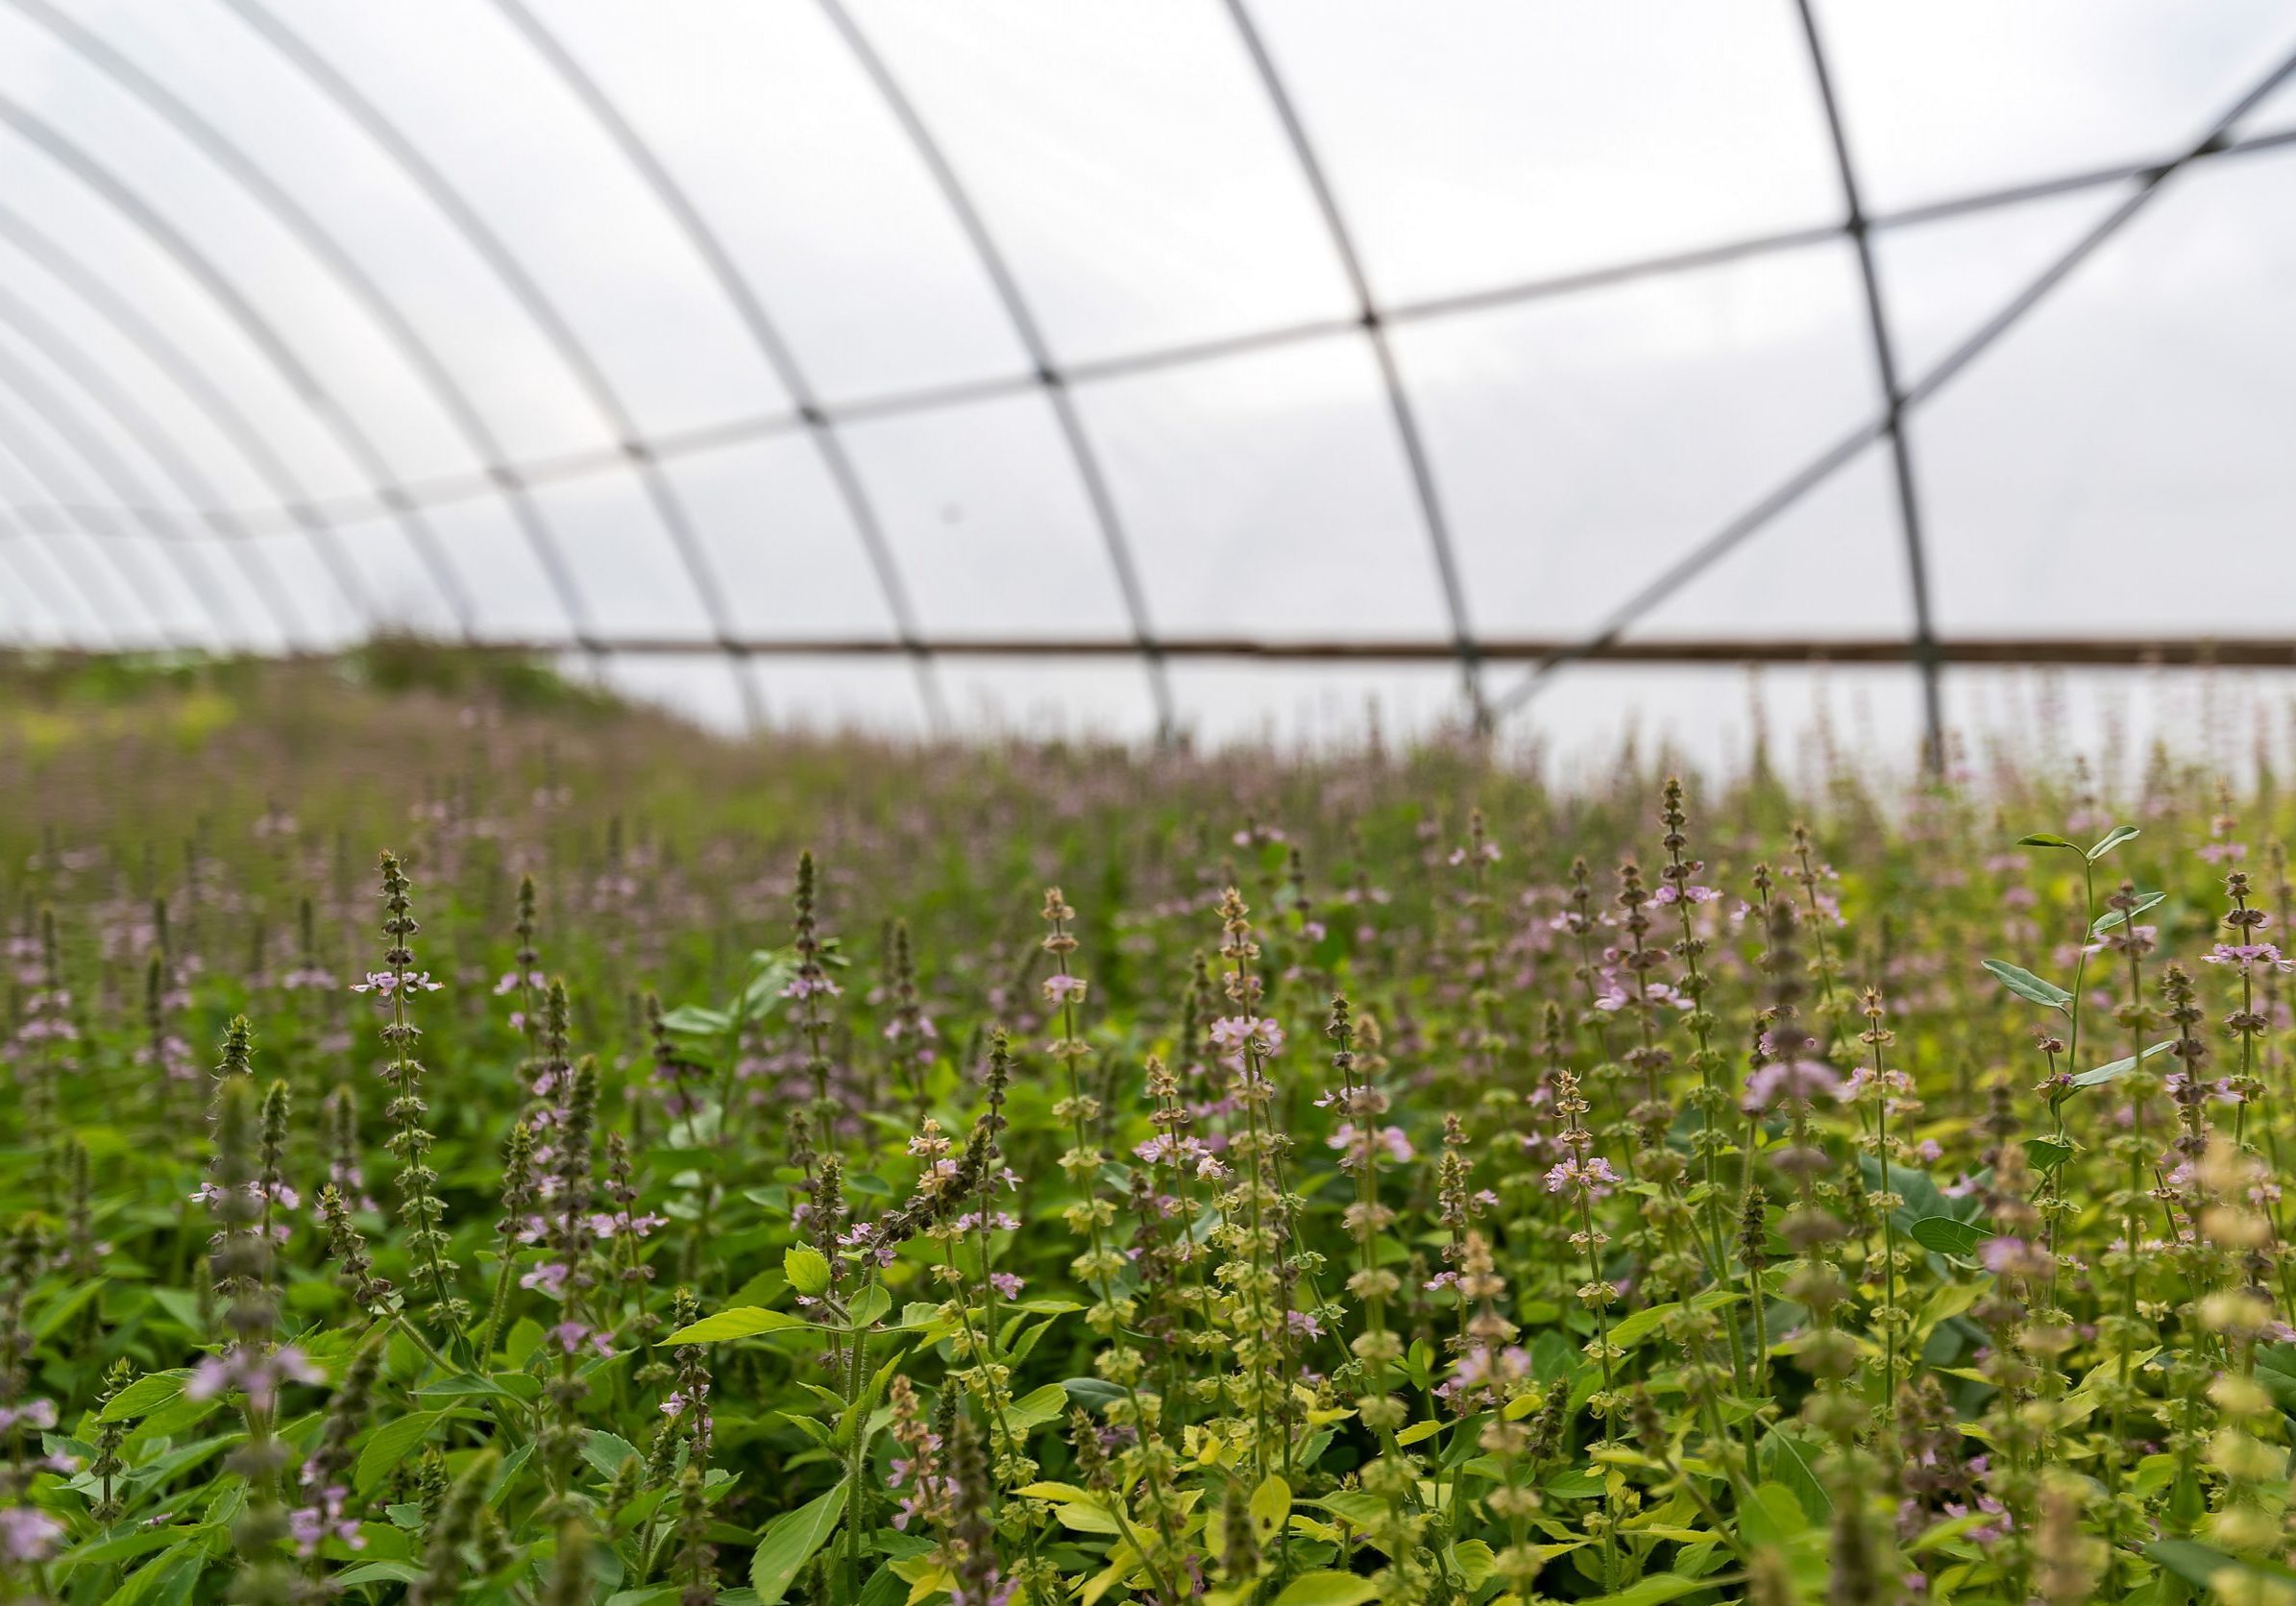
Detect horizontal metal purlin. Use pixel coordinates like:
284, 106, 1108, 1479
12, 122, 2290, 547
1484, 36, 2296, 725
84, 635, 2296, 669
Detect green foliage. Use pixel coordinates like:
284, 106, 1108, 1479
0, 660, 2284, 1604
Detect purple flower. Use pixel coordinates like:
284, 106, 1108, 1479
520, 1262, 571, 1295
1741, 1058, 1844, 1112
0, 1399, 56, 1432
989, 1272, 1024, 1299
1328, 1124, 1412, 1167
1209, 1015, 1285, 1058
2204, 942, 2294, 974
551, 1321, 613, 1357
186, 1345, 322, 1410
288, 1483, 362, 1556
351, 970, 440, 997
1542, 1156, 1621, 1199
0, 1507, 61, 1563
660, 1382, 710, 1418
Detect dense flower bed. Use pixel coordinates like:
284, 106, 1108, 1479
0, 658, 2289, 1605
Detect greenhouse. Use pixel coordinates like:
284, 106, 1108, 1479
2, 5, 2296, 1603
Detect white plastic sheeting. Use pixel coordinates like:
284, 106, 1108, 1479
0, 0, 2288, 755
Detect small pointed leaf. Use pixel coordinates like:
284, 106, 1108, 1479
2024, 1136, 2075, 1172
1272, 1573, 1380, 1606
2069, 1038, 2177, 1089
2091, 891, 2166, 936
2086, 825, 2141, 861
667, 1306, 807, 1344
2015, 832, 2079, 850
751, 1484, 847, 1605
783, 1247, 831, 1299
1981, 959, 2072, 1010
1909, 1216, 1993, 1258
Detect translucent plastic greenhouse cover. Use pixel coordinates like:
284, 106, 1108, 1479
0, 0, 2291, 756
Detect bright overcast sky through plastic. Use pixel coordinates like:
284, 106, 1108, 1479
0, 0, 2292, 772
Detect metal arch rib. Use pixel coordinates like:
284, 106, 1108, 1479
0, 515, 121, 649
0, 97, 423, 637
0, 203, 362, 643
11, 118, 2294, 553
1793, 0, 1942, 769
484, 0, 944, 725
1220, 0, 1487, 729
6, 0, 595, 654
0, 391, 183, 646
1487, 38, 2296, 724
0, 280, 304, 646
0, 331, 250, 647
0, 519, 112, 647
210, 0, 758, 718
812, 0, 1176, 738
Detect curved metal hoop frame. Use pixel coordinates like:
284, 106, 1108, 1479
0, 8, 2289, 750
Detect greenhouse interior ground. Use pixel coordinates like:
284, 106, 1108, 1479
5, 4, 2296, 1604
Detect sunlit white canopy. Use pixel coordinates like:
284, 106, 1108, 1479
0, 0, 2292, 764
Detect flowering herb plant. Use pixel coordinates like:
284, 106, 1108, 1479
0, 661, 2292, 1605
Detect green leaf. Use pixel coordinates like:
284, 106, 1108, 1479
2069, 1038, 2177, 1089
1582, 1575, 1727, 1606
1760, 1428, 1832, 1523
99, 1369, 187, 1423
1604, 1288, 1743, 1352
2091, 890, 2166, 936
606, 1589, 684, 1606
1315, 1491, 1389, 1530
2024, 1136, 2075, 1172
2146, 1538, 2296, 1591
1005, 1383, 1070, 1431
2086, 825, 2141, 861
1450, 1539, 1498, 1589
738, 952, 799, 1016
1061, 1377, 1126, 1412
582, 1430, 640, 1481
2015, 832, 2079, 850
34, 1278, 106, 1339
356, 1410, 450, 1494
1981, 959, 2072, 1010
414, 1373, 532, 1403
1739, 1481, 1813, 1550
1909, 1216, 1993, 1259
751, 1485, 847, 1605
668, 1307, 806, 1344
333, 1562, 426, 1587
2252, 1344, 2296, 1412
659, 1004, 731, 1036
844, 1283, 891, 1328
102, 1544, 201, 1606
1858, 1156, 1981, 1230
1250, 1474, 1291, 1531
783, 1247, 831, 1300
1271, 1571, 1380, 1606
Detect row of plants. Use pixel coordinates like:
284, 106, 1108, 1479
0, 661, 2292, 1602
